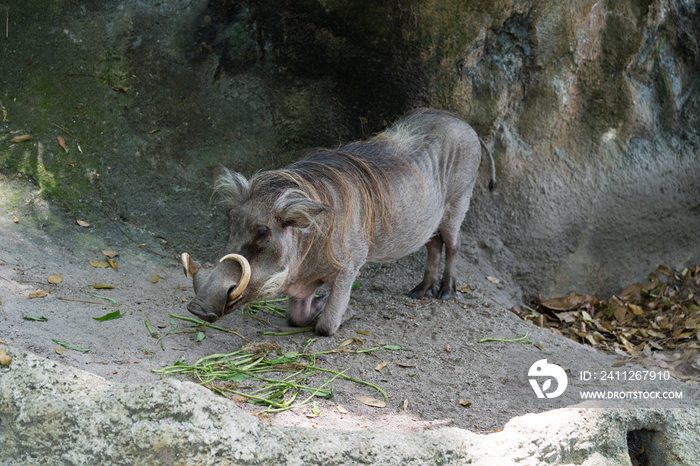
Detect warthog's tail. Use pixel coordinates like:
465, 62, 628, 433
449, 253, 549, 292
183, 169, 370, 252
478, 137, 497, 191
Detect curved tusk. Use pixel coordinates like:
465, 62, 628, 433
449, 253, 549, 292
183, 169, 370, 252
181, 253, 199, 278
220, 254, 251, 302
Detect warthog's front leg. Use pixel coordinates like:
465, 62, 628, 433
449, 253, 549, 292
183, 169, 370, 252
314, 265, 360, 336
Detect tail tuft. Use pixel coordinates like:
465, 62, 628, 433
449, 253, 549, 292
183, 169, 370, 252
489, 179, 497, 191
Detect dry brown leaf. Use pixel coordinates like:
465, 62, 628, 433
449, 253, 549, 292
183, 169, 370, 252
89, 260, 109, 268
0, 350, 11, 366
536, 314, 544, 327
657, 264, 671, 276
47, 274, 63, 284
55, 346, 63, 355
395, 362, 416, 367
457, 284, 475, 293
151, 274, 159, 284
613, 304, 627, 323
356, 396, 386, 408
486, 276, 500, 284
374, 361, 387, 372
93, 284, 114, 289
675, 330, 696, 339
459, 399, 472, 407
29, 290, 48, 298
444, 345, 451, 353
611, 360, 627, 368
627, 303, 644, 316
13, 216, 18, 223
338, 338, 354, 347
618, 334, 634, 351
57, 135, 66, 149
402, 399, 408, 410
594, 321, 613, 334
10, 134, 32, 143
555, 311, 577, 323
337, 405, 348, 414
541, 292, 597, 311
685, 316, 700, 329
355, 330, 370, 336
178, 284, 187, 291
642, 280, 660, 293
101, 250, 119, 258
112, 86, 129, 93
105, 257, 118, 270
77, 220, 90, 227
621, 282, 644, 298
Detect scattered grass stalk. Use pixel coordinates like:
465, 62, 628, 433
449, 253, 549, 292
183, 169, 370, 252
168, 313, 250, 342
153, 347, 384, 412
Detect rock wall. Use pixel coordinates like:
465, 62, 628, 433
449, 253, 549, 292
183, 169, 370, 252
446, 0, 700, 297
1, 0, 698, 297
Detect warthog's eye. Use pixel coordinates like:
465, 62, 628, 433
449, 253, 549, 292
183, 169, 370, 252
256, 226, 270, 239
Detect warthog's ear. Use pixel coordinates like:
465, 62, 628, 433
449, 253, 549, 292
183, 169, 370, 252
213, 166, 250, 205
273, 189, 330, 230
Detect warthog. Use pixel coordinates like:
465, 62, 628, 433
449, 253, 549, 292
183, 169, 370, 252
182, 108, 495, 336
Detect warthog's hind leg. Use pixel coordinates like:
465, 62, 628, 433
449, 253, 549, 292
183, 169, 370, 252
408, 234, 443, 299
437, 228, 460, 300
436, 195, 472, 300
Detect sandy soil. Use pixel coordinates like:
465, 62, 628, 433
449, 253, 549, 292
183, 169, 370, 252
1, 172, 696, 433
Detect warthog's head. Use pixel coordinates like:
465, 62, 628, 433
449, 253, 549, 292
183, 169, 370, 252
182, 167, 332, 323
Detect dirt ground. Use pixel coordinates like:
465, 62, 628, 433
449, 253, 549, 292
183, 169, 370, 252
1, 171, 696, 434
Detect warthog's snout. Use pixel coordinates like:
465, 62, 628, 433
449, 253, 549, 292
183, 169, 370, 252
187, 298, 220, 323
182, 253, 251, 322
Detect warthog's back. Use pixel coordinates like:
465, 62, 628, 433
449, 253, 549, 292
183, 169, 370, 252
272, 108, 482, 264
360, 108, 483, 262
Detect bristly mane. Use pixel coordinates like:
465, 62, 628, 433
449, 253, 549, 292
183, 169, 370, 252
215, 142, 419, 268
269, 147, 410, 267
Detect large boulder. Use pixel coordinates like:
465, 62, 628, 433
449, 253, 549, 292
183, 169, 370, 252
2, 346, 699, 465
